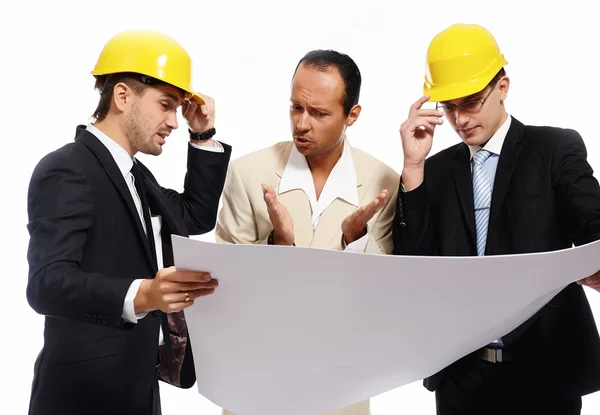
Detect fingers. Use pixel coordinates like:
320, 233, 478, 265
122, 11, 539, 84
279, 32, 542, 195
410, 116, 444, 130
163, 286, 218, 304
262, 183, 276, 197
199, 95, 215, 119
360, 199, 381, 218
262, 184, 279, 209
344, 189, 389, 230
409, 95, 431, 115
151, 269, 219, 313
183, 94, 215, 130
363, 190, 388, 214
183, 99, 197, 120
157, 266, 213, 283
415, 123, 436, 138
587, 270, 600, 284
157, 279, 219, 294
172, 271, 212, 283
577, 270, 600, 289
162, 288, 217, 313
400, 114, 443, 142
361, 189, 388, 216
413, 109, 444, 118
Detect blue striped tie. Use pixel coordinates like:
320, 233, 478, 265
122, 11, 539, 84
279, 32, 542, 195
472, 149, 492, 256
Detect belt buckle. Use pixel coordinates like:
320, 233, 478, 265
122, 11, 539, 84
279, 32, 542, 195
478, 346, 503, 363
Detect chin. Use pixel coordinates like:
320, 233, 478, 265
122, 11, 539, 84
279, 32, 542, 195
142, 146, 163, 156
294, 144, 312, 156
460, 135, 486, 147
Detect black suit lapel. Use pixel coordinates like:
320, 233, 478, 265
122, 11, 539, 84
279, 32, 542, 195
452, 143, 477, 244
75, 126, 157, 273
489, 117, 525, 227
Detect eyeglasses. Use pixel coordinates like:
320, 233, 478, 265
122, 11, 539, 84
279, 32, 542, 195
436, 83, 496, 115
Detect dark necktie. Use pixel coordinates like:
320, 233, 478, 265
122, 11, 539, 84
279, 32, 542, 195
130, 161, 158, 268
130, 161, 175, 382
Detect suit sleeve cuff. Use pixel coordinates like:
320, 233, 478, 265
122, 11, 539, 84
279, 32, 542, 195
122, 279, 148, 323
189, 140, 225, 152
343, 227, 370, 253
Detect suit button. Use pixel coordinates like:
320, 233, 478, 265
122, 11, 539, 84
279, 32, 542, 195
152, 310, 160, 317
103, 317, 108, 324
90, 314, 97, 323
84, 314, 90, 321
398, 221, 407, 227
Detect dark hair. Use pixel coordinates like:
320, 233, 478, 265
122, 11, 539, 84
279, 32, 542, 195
293, 50, 361, 116
488, 67, 506, 87
92, 73, 150, 122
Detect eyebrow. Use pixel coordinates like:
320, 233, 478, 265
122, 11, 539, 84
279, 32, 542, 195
463, 92, 484, 101
290, 100, 330, 112
163, 93, 184, 106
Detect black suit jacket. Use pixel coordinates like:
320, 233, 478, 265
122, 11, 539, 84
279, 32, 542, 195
26, 126, 231, 415
393, 117, 600, 400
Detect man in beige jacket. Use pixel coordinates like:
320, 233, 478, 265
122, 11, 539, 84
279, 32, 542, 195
216, 49, 399, 415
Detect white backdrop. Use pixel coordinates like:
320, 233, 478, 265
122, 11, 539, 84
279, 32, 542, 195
2, 0, 599, 413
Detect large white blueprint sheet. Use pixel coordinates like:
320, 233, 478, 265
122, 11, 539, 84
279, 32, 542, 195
173, 236, 600, 415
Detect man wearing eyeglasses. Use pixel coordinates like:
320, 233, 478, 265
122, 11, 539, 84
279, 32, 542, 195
393, 23, 600, 414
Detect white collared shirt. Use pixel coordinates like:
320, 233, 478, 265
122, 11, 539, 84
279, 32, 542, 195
467, 114, 512, 189
278, 138, 368, 252
86, 124, 224, 345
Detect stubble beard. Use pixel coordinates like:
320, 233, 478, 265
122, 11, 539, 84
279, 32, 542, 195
126, 102, 161, 156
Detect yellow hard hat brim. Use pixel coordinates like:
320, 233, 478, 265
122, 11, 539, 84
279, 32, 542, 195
425, 76, 492, 103
191, 92, 206, 106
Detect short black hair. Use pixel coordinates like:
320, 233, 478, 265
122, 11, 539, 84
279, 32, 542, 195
293, 50, 361, 116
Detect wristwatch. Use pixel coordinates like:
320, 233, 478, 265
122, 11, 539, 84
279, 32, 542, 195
188, 127, 216, 141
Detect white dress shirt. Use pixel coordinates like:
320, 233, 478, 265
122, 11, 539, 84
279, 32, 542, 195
467, 114, 512, 183
278, 137, 369, 252
86, 124, 224, 345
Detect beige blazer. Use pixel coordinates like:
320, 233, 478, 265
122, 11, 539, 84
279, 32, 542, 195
217, 141, 399, 253
216, 141, 400, 415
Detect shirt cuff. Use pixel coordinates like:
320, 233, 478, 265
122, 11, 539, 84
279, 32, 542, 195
122, 279, 148, 323
189, 140, 225, 152
343, 229, 370, 253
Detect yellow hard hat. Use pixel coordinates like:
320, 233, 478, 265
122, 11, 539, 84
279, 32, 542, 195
91, 30, 205, 105
423, 23, 508, 102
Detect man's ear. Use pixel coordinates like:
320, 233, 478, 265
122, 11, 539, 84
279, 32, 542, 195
112, 82, 134, 113
498, 76, 510, 102
346, 104, 361, 127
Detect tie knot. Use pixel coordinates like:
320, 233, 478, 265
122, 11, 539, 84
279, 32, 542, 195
130, 161, 142, 178
472, 149, 492, 166
130, 161, 146, 192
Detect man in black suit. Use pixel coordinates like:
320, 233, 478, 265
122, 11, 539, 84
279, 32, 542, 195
393, 23, 600, 414
25, 30, 231, 415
